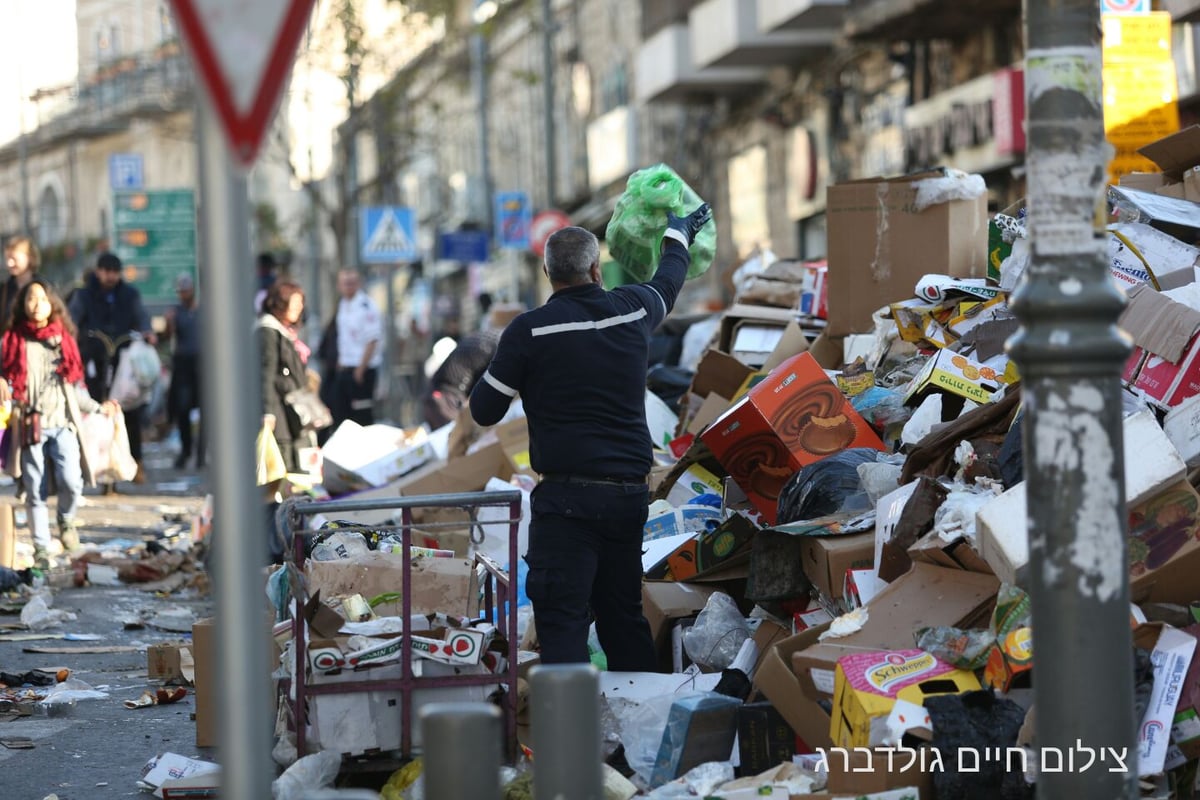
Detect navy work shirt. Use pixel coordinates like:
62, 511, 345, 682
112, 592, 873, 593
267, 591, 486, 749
469, 236, 691, 480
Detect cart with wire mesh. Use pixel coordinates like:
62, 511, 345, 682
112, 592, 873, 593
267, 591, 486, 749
275, 489, 522, 762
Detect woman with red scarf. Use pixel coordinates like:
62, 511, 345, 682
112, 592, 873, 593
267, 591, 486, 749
0, 279, 118, 568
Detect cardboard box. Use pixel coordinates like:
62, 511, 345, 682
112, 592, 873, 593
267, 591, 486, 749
800, 532, 875, 603
907, 529, 992, 575
1129, 481, 1200, 605
702, 353, 886, 525
831, 650, 980, 748
312, 441, 516, 528
192, 618, 216, 747
718, 305, 800, 364
902, 349, 1006, 406
1138, 125, 1200, 182
651, 693, 743, 786
1163, 392, 1200, 467
321, 421, 436, 495
789, 563, 999, 701
751, 622, 835, 751
642, 581, 719, 667
1108, 222, 1200, 293
1171, 623, 1200, 760
304, 552, 480, 618
662, 514, 758, 581
1133, 623, 1197, 776
0, 503, 12, 569
689, 348, 757, 404
823, 748, 934, 797
736, 702, 797, 776
308, 660, 493, 755
983, 626, 1033, 691
147, 640, 194, 686
826, 171, 988, 337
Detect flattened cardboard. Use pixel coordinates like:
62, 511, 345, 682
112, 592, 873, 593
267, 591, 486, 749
690, 348, 756, 403
751, 622, 835, 751
1120, 284, 1200, 364
826, 172, 988, 336
762, 321, 812, 373
304, 552, 480, 618
789, 563, 999, 701
1138, 125, 1200, 180
718, 305, 800, 358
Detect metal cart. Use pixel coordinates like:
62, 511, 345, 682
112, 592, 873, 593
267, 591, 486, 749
275, 489, 522, 760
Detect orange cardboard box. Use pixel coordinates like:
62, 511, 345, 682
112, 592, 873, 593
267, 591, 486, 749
701, 353, 886, 525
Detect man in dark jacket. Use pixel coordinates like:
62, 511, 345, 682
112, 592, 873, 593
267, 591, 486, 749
469, 204, 711, 671
68, 252, 156, 485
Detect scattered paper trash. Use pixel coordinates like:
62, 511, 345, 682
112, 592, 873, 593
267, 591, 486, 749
139, 752, 220, 797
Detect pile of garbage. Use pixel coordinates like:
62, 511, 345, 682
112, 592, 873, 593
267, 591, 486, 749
235, 143, 1200, 798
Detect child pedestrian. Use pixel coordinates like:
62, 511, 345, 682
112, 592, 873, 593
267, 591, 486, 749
0, 279, 119, 568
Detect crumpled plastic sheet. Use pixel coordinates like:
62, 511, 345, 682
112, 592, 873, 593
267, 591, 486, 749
272, 751, 343, 800
646, 762, 737, 798
612, 692, 685, 786
21, 593, 77, 630
682, 593, 750, 670
931, 484, 1002, 545
40, 677, 108, 706
912, 170, 987, 211
901, 394, 943, 447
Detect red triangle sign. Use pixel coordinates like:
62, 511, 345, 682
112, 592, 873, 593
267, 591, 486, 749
168, 0, 317, 166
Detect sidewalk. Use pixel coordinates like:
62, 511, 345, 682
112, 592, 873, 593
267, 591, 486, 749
0, 438, 214, 800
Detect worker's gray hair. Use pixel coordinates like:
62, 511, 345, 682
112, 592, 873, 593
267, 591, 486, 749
544, 227, 599, 283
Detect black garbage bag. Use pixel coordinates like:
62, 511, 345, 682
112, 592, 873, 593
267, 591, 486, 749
925, 690, 1032, 800
646, 365, 694, 413
999, 411, 1023, 489
776, 448, 880, 525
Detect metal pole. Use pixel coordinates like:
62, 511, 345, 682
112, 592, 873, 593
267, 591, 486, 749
471, 10, 494, 241
421, 703, 502, 799
1009, 0, 1137, 797
540, 0, 556, 208
530, 665, 602, 800
196, 100, 273, 799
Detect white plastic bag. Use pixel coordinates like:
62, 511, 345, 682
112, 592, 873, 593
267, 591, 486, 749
40, 677, 108, 706
112, 339, 160, 410
82, 413, 138, 483
271, 751, 343, 800
21, 592, 77, 630
682, 592, 750, 670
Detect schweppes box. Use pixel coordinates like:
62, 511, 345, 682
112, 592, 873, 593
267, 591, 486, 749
832, 649, 980, 748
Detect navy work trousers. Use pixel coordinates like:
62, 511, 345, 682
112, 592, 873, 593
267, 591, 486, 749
524, 480, 656, 672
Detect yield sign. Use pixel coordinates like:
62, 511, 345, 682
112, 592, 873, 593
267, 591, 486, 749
168, 0, 316, 166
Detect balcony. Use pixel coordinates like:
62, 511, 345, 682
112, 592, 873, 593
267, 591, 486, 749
691, 0, 838, 68
635, 23, 768, 103
1166, 0, 1200, 23
843, 0, 1021, 41
757, 0, 849, 32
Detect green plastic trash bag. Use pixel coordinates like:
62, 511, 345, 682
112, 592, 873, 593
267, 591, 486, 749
605, 164, 716, 282
600, 260, 636, 289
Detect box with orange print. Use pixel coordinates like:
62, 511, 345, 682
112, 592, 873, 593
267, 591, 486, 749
903, 349, 1010, 407
701, 353, 886, 525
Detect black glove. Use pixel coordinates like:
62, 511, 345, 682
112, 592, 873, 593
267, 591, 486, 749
666, 203, 712, 246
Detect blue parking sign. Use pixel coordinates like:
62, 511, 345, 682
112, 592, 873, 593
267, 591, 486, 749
495, 192, 531, 250
109, 154, 144, 190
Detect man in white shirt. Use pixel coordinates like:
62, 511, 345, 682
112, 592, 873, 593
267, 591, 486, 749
325, 269, 383, 429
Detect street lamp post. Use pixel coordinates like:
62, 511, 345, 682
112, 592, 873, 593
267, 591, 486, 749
1009, 0, 1138, 797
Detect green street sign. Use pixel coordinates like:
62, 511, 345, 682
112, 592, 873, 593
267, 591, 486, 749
112, 189, 197, 307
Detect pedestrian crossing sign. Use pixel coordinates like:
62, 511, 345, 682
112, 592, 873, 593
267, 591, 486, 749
360, 206, 418, 263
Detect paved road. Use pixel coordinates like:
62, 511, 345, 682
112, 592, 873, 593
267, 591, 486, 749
0, 441, 214, 800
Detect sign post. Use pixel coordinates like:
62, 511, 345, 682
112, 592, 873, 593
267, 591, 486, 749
167, 0, 317, 797
112, 189, 197, 307
495, 191, 531, 303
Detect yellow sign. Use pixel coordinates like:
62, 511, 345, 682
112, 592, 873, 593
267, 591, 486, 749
1102, 12, 1180, 184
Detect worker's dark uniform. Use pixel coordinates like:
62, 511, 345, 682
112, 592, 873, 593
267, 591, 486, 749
469, 235, 690, 671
